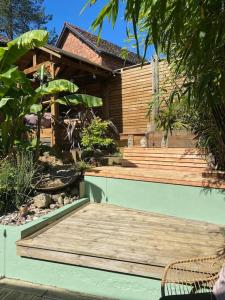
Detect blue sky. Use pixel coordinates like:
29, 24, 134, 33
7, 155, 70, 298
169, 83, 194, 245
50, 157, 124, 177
44, 0, 154, 60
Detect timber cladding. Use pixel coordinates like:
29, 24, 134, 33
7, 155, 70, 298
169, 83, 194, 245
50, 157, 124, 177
108, 63, 152, 134
108, 60, 172, 135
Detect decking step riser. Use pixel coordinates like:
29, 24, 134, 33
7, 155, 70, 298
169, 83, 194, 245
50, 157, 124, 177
123, 147, 204, 154
123, 152, 205, 161
122, 160, 208, 168
122, 163, 207, 172
123, 157, 207, 164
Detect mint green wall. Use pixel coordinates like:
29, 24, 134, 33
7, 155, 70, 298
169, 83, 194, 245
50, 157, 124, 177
85, 176, 225, 225
0, 198, 162, 300
0, 227, 5, 277
5, 235, 161, 300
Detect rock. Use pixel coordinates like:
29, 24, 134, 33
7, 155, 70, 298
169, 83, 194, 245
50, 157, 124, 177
60, 192, 66, 198
33, 193, 52, 209
52, 193, 65, 202
51, 194, 58, 201
57, 196, 64, 206
63, 197, 71, 205
50, 204, 58, 209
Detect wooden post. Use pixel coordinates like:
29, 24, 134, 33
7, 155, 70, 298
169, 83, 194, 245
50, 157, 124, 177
49, 63, 59, 148
33, 52, 37, 67
145, 55, 160, 147
151, 54, 159, 131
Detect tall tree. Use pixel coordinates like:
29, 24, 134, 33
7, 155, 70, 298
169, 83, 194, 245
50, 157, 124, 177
0, 0, 52, 40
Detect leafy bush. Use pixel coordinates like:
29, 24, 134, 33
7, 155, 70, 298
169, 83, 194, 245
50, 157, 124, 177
0, 152, 36, 214
81, 117, 116, 154
0, 31, 102, 158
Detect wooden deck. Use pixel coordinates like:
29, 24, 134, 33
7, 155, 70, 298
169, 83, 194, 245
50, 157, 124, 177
17, 203, 225, 279
86, 148, 225, 188
0, 278, 107, 300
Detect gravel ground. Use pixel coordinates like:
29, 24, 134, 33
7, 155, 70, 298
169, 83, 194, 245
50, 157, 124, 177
0, 195, 80, 226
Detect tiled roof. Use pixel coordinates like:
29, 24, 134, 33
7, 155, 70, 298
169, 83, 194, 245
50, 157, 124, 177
58, 23, 143, 65
0, 34, 10, 45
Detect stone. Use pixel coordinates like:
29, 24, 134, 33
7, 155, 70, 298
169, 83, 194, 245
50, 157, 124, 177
50, 204, 58, 209
57, 196, 64, 206
51, 194, 58, 201
33, 193, 52, 209
140, 136, 147, 148
63, 197, 71, 205
60, 193, 66, 198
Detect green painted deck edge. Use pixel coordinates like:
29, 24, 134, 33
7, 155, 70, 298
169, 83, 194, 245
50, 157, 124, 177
0, 197, 161, 300
85, 176, 225, 225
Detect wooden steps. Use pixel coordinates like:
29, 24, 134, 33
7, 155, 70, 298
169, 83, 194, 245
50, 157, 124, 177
86, 148, 225, 188
122, 147, 209, 172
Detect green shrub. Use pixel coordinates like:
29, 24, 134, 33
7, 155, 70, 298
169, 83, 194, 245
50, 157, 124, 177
75, 160, 93, 174
81, 117, 116, 154
0, 152, 36, 214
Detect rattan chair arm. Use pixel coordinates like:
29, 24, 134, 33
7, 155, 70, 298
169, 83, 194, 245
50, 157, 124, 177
161, 255, 222, 297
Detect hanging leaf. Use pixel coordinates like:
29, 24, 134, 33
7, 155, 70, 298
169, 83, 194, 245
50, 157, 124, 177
36, 79, 79, 97
0, 97, 13, 108
30, 104, 43, 114
0, 30, 48, 70
56, 94, 102, 108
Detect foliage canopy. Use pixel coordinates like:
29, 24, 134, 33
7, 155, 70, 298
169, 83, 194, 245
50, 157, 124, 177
0, 30, 103, 157
0, 0, 52, 40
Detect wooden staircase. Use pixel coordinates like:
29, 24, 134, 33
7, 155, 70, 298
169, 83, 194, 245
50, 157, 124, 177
86, 147, 225, 188
122, 147, 209, 173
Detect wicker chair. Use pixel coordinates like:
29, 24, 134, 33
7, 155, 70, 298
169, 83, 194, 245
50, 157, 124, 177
161, 254, 225, 298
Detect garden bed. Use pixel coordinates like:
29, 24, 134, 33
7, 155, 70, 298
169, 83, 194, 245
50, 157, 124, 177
0, 153, 82, 226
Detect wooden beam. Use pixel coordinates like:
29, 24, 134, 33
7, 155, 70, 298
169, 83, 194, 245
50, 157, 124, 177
23, 61, 51, 75
39, 46, 61, 58
33, 52, 37, 66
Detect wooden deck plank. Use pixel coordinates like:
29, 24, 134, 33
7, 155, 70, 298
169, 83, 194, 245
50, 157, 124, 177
3, 291, 34, 300
17, 203, 225, 279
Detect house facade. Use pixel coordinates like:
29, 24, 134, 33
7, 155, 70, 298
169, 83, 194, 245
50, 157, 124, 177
56, 23, 142, 70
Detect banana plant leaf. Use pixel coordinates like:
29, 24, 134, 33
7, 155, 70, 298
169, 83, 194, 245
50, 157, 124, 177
56, 94, 103, 108
0, 30, 48, 71
35, 79, 79, 98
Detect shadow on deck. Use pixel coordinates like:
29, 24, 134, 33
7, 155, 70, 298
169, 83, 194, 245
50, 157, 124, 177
0, 278, 109, 300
